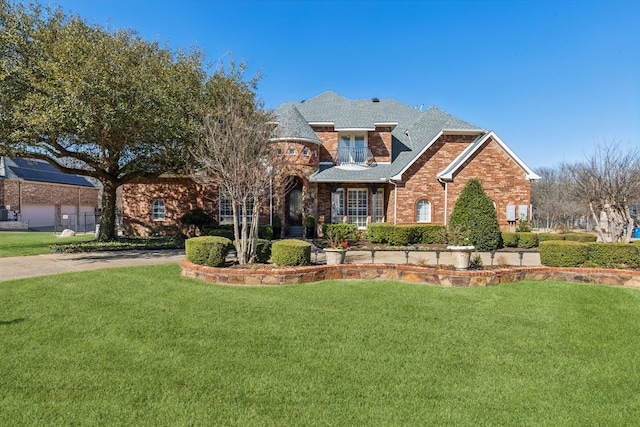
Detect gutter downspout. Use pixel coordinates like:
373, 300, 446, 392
384, 178, 399, 225
438, 178, 448, 225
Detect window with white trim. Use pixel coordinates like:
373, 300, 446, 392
348, 189, 368, 228
338, 133, 367, 164
152, 199, 165, 221
375, 188, 384, 222
331, 189, 344, 223
219, 195, 254, 226
416, 199, 431, 223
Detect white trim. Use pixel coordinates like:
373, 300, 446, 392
269, 137, 322, 144
374, 122, 398, 129
442, 128, 486, 135
335, 127, 375, 132
309, 122, 334, 127
437, 131, 540, 181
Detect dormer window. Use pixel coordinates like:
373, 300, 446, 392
336, 133, 373, 167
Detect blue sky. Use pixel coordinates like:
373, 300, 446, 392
48, 0, 639, 170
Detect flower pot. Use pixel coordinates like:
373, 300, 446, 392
447, 245, 475, 270
324, 248, 346, 265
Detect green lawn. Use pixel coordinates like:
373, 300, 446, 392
2, 265, 639, 425
0, 231, 95, 257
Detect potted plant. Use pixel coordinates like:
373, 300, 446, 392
272, 215, 282, 240
447, 223, 474, 270
323, 225, 348, 265
304, 215, 316, 239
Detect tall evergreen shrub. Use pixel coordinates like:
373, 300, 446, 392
449, 179, 503, 251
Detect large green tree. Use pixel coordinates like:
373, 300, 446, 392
0, 1, 205, 240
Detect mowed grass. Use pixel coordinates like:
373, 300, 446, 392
1, 265, 639, 426
0, 231, 95, 257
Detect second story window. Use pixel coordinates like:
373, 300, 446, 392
339, 133, 367, 165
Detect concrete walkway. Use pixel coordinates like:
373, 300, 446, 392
0, 248, 541, 282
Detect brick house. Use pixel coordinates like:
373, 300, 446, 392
0, 156, 99, 231
122, 91, 539, 236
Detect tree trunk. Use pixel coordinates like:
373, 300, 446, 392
98, 181, 118, 241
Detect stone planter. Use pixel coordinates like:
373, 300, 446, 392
324, 248, 347, 265
447, 245, 475, 270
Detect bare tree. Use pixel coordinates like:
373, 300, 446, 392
570, 142, 640, 243
532, 165, 588, 230
191, 61, 291, 264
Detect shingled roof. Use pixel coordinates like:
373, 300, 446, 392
0, 157, 95, 188
272, 91, 489, 182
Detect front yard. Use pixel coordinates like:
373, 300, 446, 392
1, 264, 639, 425
0, 231, 94, 257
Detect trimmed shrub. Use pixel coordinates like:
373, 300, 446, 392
413, 225, 447, 244
254, 239, 272, 263
322, 223, 357, 242
207, 228, 234, 240
367, 223, 395, 244
449, 179, 502, 251
587, 243, 640, 268
517, 232, 539, 249
185, 236, 233, 267
537, 233, 565, 242
180, 208, 214, 236
563, 232, 597, 242
539, 241, 589, 267
271, 239, 311, 266
502, 232, 519, 248
387, 225, 415, 246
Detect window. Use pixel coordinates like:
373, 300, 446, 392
416, 199, 431, 223
302, 149, 309, 156
339, 133, 367, 164
152, 199, 165, 221
375, 188, 384, 222
348, 189, 368, 228
289, 148, 296, 155
331, 189, 344, 223
219, 195, 254, 226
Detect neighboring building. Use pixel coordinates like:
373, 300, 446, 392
0, 156, 99, 231
122, 91, 539, 237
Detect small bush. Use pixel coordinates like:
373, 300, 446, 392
180, 208, 214, 236
502, 232, 519, 248
539, 241, 589, 267
516, 219, 531, 232
538, 233, 565, 242
258, 225, 274, 241
367, 223, 395, 244
322, 223, 357, 243
255, 239, 272, 263
517, 232, 539, 249
207, 228, 234, 240
387, 226, 415, 246
563, 232, 597, 242
271, 239, 311, 266
185, 236, 233, 267
587, 243, 640, 268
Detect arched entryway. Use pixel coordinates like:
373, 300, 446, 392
285, 177, 304, 237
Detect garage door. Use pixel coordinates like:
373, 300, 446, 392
20, 205, 55, 228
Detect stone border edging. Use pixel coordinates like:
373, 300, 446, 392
181, 259, 640, 289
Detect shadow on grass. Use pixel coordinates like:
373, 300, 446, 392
0, 318, 27, 326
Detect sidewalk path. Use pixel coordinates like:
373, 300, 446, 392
0, 248, 541, 282
0, 250, 185, 282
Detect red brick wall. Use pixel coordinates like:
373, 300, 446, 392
0, 179, 98, 210
122, 177, 218, 236
313, 126, 392, 164
394, 135, 532, 228
278, 142, 320, 167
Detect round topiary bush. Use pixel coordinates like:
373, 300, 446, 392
517, 232, 539, 248
449, 178, 502, 251
539, 241, 589, 267
271, 239, 311, 266
185, 236, 233, 267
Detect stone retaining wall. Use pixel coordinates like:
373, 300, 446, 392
181, 260, 640, 289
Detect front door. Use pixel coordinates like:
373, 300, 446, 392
288, 189, 303, 226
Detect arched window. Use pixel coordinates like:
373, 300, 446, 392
416, 199, 431, 223
152, 199, 165, 221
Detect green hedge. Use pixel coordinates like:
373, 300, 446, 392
539, 241, 589, 267
271, 239, 311, 267
502, 232, 518, 247
517, 232, 539, 249
367, 223, 446, 245
587, 243, 640, 268
185, 236, 233, 267
538, 233, 565, 242
206, 228, 234, 240
254, 239, 272, 263
563, 232, 597, 242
